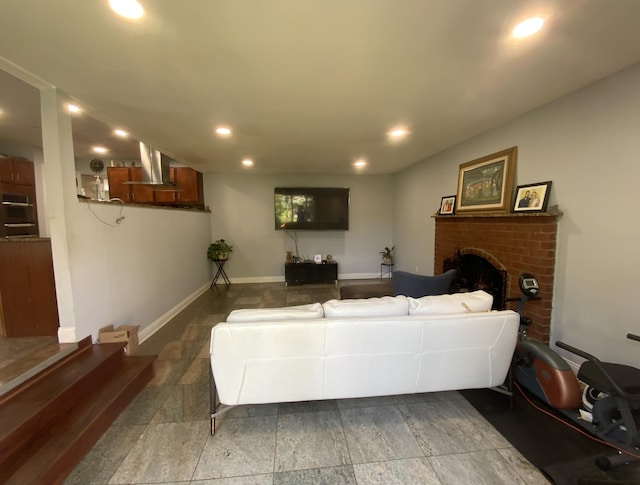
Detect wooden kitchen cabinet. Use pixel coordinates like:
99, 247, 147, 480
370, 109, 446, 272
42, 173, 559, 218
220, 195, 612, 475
175, 167, 203, 203
129, 168, 155, 203
151, 168, 177, 204
0, 239, 59, 337
153, 167, 203, 205
0, 157, 36, 187
106, 167, 130, 201
106, 167, 154, 203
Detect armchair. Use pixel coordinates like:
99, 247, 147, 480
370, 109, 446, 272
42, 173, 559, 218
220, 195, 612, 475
338, 269, 457, 300
391, 269, 457, 298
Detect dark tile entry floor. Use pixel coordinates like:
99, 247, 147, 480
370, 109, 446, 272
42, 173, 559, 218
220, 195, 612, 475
461, 387, 640, 484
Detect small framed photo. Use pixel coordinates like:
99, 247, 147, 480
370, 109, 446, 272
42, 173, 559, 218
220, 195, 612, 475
512, 181, 552, 212
439, 195, 456, 215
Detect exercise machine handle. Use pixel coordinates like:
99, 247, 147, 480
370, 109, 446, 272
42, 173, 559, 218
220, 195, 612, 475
556, 340, 629, 398
556, 341, 594, 361
627, 333, 640, 342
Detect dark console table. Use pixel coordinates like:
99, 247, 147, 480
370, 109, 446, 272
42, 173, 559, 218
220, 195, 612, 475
285, 262, 338, 286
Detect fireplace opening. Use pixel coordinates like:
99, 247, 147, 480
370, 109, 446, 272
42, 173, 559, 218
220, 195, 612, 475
444, 252, 507, 310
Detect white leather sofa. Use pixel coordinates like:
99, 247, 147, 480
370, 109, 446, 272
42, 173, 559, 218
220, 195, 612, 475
209, 291, 519, 432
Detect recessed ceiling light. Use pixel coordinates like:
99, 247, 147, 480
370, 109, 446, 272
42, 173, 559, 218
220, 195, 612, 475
353, 159, 367, 169
242, 159, 254, 167
66, 103, 81, 113
113, 129, 128, 137
109, 0, 144, 19
92, 146, 108, 154
512, 17, 544, 38
215, 126, 232, 137
388, 127, 409, 139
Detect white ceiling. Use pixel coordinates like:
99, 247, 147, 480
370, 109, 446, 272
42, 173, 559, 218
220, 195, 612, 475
1, 1, 639, 174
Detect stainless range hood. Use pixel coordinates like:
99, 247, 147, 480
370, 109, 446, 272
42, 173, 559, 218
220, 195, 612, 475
124, 141, 175, 186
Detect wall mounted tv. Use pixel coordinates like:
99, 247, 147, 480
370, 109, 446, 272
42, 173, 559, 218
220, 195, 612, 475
274, 187, 350, 231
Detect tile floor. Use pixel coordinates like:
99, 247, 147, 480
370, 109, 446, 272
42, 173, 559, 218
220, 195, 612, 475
64, 281, 549, 484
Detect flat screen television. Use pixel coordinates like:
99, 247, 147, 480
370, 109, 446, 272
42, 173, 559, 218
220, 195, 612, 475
274, 187, 349, 230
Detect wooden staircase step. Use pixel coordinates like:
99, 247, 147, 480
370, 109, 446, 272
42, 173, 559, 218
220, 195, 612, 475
0, 340, 78, 398
0, 335, 92, 405
0, 337, 156, 485
0, 340, 127, 467
2, 354, 156, 485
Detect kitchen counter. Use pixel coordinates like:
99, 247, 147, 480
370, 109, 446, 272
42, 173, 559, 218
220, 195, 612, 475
77, 196, 210, 213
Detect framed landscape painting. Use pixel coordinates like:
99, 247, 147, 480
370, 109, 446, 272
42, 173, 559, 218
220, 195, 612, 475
456, 146, 517, 214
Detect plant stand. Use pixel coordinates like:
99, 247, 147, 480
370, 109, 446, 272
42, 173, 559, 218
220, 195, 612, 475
380, 262, 394, 279
210, 259, 230, 287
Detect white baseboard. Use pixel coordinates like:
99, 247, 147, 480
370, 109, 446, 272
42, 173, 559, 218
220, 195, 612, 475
340, 273, 384, 280
228, 276, 285, 284
138, 283, 210, 344
565, 358, 581, 375
225, 273, 385, 284
57, 326, 78, 343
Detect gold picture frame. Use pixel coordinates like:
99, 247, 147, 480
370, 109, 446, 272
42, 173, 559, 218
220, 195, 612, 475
456, 146, 517, 214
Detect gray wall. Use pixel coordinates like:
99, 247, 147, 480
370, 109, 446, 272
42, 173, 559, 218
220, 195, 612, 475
394, 64, 640, 366
2, 94, 212, 344
204, 173, 395, 281
6, 60, 638, 367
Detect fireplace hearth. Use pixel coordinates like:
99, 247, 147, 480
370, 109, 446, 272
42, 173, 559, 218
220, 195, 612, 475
434, 212, 561, 342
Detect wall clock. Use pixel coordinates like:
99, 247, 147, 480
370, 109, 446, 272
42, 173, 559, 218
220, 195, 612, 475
90, 158, 105, 173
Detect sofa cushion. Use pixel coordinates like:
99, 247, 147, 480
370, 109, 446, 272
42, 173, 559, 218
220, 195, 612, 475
408, 290, 493, 315
323, 295, 409, 318
226, 302, 324, 322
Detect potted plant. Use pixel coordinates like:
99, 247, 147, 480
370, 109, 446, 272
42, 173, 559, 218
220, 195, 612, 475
208, 239, 233, 261
380, 245, 395, 263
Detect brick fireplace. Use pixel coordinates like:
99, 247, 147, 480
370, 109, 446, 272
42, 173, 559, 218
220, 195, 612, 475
434, 212, 561, 342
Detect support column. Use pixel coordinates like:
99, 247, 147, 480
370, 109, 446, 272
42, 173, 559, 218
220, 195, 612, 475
40, 87, 79, 343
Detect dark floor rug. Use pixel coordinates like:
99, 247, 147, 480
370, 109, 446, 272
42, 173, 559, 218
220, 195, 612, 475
544, 455, 640, 485
461, 388, 640, 485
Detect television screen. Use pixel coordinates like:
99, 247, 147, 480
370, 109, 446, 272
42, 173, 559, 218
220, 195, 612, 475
274, 187, 349, 230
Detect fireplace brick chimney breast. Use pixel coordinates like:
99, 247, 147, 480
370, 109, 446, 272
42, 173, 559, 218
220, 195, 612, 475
434, 213, 560, 342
